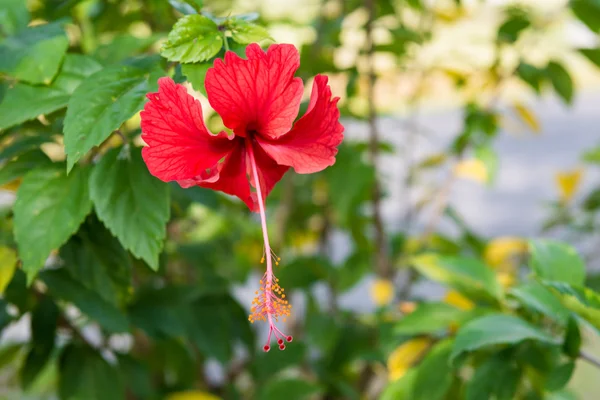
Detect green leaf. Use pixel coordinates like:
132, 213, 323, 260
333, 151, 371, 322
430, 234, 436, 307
411, 339, 454, 400
13, 167, 92, 279
517, 62, 544, 94
181, 62, 210, 96
0, 21, 69, 84
544, 281, 600, 331
546, 61, 573, 105
509, 282, 570, 324
529, 239, 585, 286
0, 246, 18, 294
498, 15, 530, 43
228, 19, 272, 44
0, 0, 30, 35
583, 145, 600, 164
116, 355, 153, 399
450, 314, 557, 364
92, 34, 161, 65
571, 0, 600, 33
579, 48, 600, 68
380, 369, 417, 400
0, 135, 54, 161
0, 150, 53, 186
160, 14, 222, 63
258, 378, 322, 400
39, 269, 129, 333
0, 54, 102, 130
277, 256, 331, 290
89, 147, 169, 269
253, 342, 306, 382
465, 354, 521, 400
63, 65, 151, 172
583, 188, 600, 211
546, 362, 575, 391
410, 254, 503, 302
563, 317, 582, 358
59, 343, 125, 400
394, 302, 473, 335
20, 296, 58, 389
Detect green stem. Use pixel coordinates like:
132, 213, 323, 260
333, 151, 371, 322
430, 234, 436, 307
223, 31, 230, 52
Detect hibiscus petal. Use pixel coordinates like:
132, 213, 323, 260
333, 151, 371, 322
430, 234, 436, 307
141, 77, 235, 183
205, 43, 304, 138
255, 75, 344, 174
198, 144, 257, 211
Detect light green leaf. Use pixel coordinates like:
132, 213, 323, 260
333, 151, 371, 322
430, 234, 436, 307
0, 0, 30, 35
0, 247, 18, 294
412, 339, 454, 400
258, 378, 322, 400
63, 65, 150, 172
394, 302, 474, 335
89, 148, 169, 270
0, 54, 102, 130
228, 19, 272, 44
0, 21, 69, 84
380, 369, 417, 400
39, 269, 129, 333
509, 282, 570, 324
160, 14, 222, 63
546, 61, 573, 105
450, 314, 557, 364
410, 254, 503, 302
181, 62, 210, 96
544, 281, 600, 331
529, 239, 585, 286
13, 167, 92, 279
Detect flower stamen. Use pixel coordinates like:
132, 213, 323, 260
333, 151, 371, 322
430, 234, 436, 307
245, 138, 293, 351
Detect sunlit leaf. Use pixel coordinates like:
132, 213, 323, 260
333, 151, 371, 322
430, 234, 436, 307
529, 239, 585, 285
387, 338, 431, 381
160, 15, 222, 63
0, 247, 18, 294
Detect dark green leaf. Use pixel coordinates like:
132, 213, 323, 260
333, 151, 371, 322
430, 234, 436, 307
546, 362, 575, 391
181, 62, 210, 96
89, 147, 170, 269
277, 256, 331, 290
410, 254, 503, 302
160, 15, 222, 63
59, 343, 125, 400
258, 378, 322, 400
517, 62, 544, 93
411, 339, 454, 400
253, 342, 306, 382
529, 239, 585, 286
21, 296, 58, 389
63, 65, 151, 171
92, 34, 162, 65
466, 354, 521, 400
0, 20, 69, 84
0, 150, 52, 186
546, 61, 573, 105
579, 48, 600, 68
509, 282, 570, 324
116, 355, 153, 399
0, 135, 54, 161
13, 167, 92, 279
450, 314, 556, 364
571, 0, 600, 33
583, 188, 600, 211
498, 15, 530, 43
228, 19, 272, 44
0, 54, 102, 130
39, 269, 129, 333
394, 302, 473, 335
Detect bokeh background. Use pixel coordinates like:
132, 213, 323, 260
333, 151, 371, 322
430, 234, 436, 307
2, 0, 600, 399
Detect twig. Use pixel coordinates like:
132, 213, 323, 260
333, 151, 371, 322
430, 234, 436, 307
365, 0, 392, 279
580, 350, 600, 370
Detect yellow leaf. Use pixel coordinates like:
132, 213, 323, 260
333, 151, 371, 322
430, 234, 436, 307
496, 272, 515, 288
514, 103, 541, 133
165, 391, 221, 400
444, 290, 474, 311
1, 178, 21, 192
555, 169, 583, 204
454, 159, 488, 183
484, 237, 528, 272
371, 279, 394, 306
0, 247, 18, 294
387, 337, 431, 381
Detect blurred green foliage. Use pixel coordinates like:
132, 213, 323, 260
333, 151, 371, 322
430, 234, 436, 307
2, 0, 600, 399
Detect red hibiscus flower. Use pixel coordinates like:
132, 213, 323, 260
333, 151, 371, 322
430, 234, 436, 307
140, 43, 344, 351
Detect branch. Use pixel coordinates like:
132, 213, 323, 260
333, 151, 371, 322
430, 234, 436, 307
365, 0, 392, 279
580, 350, 600, 370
